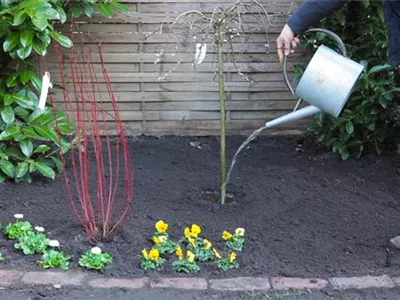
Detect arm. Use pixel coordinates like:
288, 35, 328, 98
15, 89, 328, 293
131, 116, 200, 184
286, 0, 346, 35
277, 0, 346, 63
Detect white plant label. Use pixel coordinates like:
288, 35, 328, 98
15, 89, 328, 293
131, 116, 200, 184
194, 43, 207, 65
38, 71, 53, 110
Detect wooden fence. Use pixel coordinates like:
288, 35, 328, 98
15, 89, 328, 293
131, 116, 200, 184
47, 0, 312, 136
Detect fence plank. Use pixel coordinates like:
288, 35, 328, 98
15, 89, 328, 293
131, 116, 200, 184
44, 0, 311, 136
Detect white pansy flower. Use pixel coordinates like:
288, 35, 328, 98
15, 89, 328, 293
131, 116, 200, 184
49, 240, 60, 247
35, 226, 45, 232
91, 247, 102, 255
14, 214, 23, 219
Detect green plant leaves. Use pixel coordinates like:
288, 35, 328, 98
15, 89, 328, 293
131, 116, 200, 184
20, 139, 33, 157
20, 30, 34, 48
35, 162, 55, 179
1, 105, 15, 124
51, 32, 72, 48
97, 3, 114, 18
345, 120, 354, 135
0, 159, 15, 177
3, 32, 19, 52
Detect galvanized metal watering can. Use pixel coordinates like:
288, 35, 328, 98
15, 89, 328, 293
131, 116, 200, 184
265, 28, 365, 128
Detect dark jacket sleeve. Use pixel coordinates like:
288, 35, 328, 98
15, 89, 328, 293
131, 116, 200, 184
286, 0, 346, 35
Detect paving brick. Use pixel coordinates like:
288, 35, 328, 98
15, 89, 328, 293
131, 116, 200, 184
0, 270, 24, 287
209, 277, 270, 291
271, 277, 328, 290
391, 277, 400, 287
150, 277, 207, 290
22, 271, 85, 286
329, 275, 395, 290
89, 277, 149, 289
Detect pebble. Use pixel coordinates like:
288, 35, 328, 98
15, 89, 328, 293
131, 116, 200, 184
389, 235, 400, 249
53, 284, 62, 289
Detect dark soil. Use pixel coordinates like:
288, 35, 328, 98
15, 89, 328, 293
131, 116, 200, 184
1, 135, 400, 279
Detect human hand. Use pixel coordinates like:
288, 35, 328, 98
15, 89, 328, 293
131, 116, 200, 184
277, 24, 300, 64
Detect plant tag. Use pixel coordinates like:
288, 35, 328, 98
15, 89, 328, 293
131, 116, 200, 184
38, 72, 53, 110
194, 43, 207, 65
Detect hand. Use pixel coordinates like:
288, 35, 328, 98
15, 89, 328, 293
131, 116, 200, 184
277, 24, 300, 64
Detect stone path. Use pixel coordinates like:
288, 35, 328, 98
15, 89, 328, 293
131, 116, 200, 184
1, 269, 400, 293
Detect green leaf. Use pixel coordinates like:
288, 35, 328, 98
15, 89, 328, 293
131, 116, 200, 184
3, 32, 20, 52
0, 126, 20, 140
17, 45, 33, 60
20, 70, 33, 85
50, 156, 63, 173
15, 162, 29, 178
52, 33, 72, 48
83, 4, 95, 18
42, 7, 60, 20
32, 15, 48, 31
345, 120, 354, 135
71, 6, 82, 18
0, 159, 14, 178
33, 125, 55, 141
20, 31, 34, 48
110, 1, 129, 13
97, 3, 114, 18
340, 150, 350, 160
1, 105, 15, 124
368, 64, 393, 75
0, 171, 6, 183
20, 139, 33, 157
57, 7, 67, 23
13, 11, 27, 26
6, 72, 20, 88
33, 144, 51, 153
35, 162, 55, 179
29, 73, 42, 91
4, 94, 15, 105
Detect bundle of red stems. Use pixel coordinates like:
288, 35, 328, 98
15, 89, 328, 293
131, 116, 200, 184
46, 21, 134, 242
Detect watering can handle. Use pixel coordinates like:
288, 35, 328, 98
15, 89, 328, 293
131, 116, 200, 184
282, 28, 348, 99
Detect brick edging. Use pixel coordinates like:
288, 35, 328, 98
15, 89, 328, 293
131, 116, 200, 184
1, 269, 400, 292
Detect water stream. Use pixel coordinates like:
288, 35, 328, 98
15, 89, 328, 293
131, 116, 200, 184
220, 125, 267, 203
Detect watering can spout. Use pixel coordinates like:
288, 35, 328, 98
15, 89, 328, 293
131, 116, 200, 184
265, 105, 321, 128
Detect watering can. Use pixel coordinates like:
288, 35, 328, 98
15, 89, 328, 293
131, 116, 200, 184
265, 28, 365, 128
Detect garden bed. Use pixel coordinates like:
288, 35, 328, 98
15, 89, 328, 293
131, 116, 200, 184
1, 135, 400, 279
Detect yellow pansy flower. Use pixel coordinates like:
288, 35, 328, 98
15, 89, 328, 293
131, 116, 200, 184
153, 236, 160, 245
191, 224, 201, 237
142, 249, 149, 260
229, 252, 237, 263
184, 227, 191, 239
158, 235, 167, 244
187, 250, 195, 263
149, 249, 160, 262
155, 220, 168, 233
203, 239, 212, 250
235, 228, 245, 237
213, 248, 222, 259
176, 247, 183, 260
222, 231, 232, 240
188, 237, 196, 246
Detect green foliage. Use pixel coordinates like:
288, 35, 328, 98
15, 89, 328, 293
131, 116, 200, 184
0, 251, 4, 261
14, 231, 49, 255
172, 258, 200, 273
0, 0, 128, 182
295, 2, 400, 159
78, 250, 113, 271
215, 253, 239, 272
5, 220, 32, 239
38, 249, 70, 269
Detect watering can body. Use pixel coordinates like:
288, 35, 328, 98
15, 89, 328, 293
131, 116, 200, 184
265, 29, 365, 128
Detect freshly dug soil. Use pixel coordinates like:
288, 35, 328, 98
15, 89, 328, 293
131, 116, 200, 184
1, 135, 400, 279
